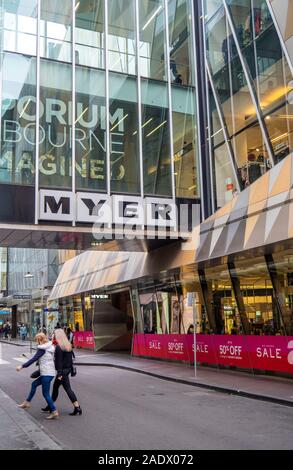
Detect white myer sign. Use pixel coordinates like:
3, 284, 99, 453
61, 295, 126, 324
39, 190, 177, 229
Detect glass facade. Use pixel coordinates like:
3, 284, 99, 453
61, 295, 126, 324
132, 249, 293, 337
204, 0, 293, 209
0, 0, 199, 203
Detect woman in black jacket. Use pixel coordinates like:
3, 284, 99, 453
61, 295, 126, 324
42, 328, 82, 416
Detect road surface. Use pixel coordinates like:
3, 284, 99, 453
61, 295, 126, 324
0, 342, 292, 450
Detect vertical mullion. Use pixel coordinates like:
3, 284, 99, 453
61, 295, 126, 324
191, 0, 207, 219
200, 0, 216, 214
164, 0, 176, 202
105, 0, 110, 196
35, 0, 41, 224
206, 60, 241, 193
135, 0, 144, 198
72, 0, 76, 226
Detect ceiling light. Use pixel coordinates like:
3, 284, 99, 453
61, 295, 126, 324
110, 114, 129, 132
146, 120, 167, 138
19, 99, 31, 119
75, 107, 88, 124
142, 6, 163, 31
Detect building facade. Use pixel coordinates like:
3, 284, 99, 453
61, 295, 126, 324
0, 0, 200, 238
1, 1, 293, 374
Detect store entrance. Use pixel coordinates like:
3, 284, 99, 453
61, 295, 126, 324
92, 289, 134, 353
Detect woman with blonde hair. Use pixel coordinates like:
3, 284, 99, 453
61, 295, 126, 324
42, 328, 82, 416
16, 333, 59, 420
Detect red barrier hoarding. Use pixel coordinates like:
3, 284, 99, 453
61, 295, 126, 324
74, 331, 95, 350
133, 334, 293, 374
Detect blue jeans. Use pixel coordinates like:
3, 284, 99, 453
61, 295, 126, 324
27, 376, 56, 412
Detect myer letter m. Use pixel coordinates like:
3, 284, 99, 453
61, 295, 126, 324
39, 190, 74, 221
44, 196, 70, 215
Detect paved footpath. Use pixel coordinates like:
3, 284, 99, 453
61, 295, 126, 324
0, 387, 61, 450
2, 338, 292, 407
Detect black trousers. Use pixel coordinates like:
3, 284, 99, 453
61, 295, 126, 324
52, 370, 77, 404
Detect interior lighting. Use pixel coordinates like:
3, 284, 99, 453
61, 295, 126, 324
75, 2, 80, 11
142, 6, 163, 31
148, 166, 157, 175
271, 132, 288, 143
19, 99, 31, 119
146, 120, 167, 138
142, 117, 153, 129
75, 107, 88, 124
110, 114, 129, 132
211, 128, 223, 138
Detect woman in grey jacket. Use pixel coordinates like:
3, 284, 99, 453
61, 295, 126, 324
16, 333, 59, 420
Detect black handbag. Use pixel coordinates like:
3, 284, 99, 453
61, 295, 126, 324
71, 366, 77, 377
31, 369, 40, 379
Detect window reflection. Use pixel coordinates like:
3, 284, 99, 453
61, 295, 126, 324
75, 66, 106, 192
141, 79, 172, 196
205, 0, 293, 206
0, 53, 36, 185
2, 0, 37, 56
39, 60, 72, 188
108, 0, 136, 75
139, 0, 166, 81
109, 72, 140, 194
75, 0, 104, 69
172, 86, 198, 197
40, 0, 72, 63
168, 0, 195, 86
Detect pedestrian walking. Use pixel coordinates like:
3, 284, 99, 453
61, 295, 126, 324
20, 324, 27, 341
67, 327, 74, 347
42, 328, 82, 416
16, 333, 59, 420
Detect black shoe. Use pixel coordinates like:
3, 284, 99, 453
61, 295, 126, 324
69, 406, 82, 416
41, 406, 51, 413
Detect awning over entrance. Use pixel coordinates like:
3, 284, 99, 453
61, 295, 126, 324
49, 242, 195, 301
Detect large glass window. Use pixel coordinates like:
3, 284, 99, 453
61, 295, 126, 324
75, 66, 106, 192
141, 79, 172, 196
39, 59, 72, 188
172, 85, 198, 197
1, 53, 36, 185
108, 0, 136, 75
1, 0, 38, 56
204, 264, 240, 335
109, 72, 140, 194
40, 0, 72, 63
229, 0, 293, 163
139, 0, 167, 81
168, 0, 195, 86
205, 3, 272, 197
75, 0, 104, 69
234, 256, 279, 335
0, 1, 37, 186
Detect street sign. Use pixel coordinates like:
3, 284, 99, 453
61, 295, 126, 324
13, 294, 32, 300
